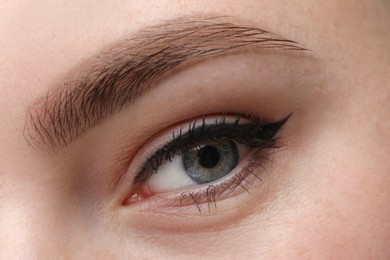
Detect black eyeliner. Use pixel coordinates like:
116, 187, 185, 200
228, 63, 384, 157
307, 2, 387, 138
133, 114, 290, 183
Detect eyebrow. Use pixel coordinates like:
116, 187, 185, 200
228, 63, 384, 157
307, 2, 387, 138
24, 16, 306, 150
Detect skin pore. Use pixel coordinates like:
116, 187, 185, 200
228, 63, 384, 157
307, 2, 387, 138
0, 0, 389, 259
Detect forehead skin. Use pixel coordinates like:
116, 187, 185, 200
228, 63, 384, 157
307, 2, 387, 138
0, 0, 389, 258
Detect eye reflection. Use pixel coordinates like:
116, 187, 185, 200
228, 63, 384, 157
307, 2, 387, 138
183, 139, 239, 184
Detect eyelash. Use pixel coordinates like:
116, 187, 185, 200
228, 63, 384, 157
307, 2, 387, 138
127, 114, 289, 212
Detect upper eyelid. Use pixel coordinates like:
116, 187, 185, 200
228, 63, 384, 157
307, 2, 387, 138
132, 115, 289, 184
24, 15, 307, 151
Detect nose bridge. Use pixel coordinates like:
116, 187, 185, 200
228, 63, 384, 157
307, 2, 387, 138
0, 108, 84, 258
0, 166, 68, 258
1, 192, 80, 259
0, 25, 74, 258
0, 188, 61, 258
0, 200, 43, 258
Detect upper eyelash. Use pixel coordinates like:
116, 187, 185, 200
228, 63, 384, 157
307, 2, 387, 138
133, 114, 290, 184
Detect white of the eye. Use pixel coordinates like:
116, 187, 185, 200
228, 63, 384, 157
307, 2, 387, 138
147, 155, 197, 193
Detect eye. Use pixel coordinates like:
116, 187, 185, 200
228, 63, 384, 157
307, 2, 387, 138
146, 138, 249, 193
124, 115, 289, 207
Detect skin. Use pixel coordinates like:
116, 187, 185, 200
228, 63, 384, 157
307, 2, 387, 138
0, 0, 389, 259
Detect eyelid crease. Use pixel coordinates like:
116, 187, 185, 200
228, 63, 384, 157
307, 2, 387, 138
25, 15, 306, 150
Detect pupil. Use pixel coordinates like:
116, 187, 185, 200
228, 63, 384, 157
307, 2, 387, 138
197, 145, 220, 169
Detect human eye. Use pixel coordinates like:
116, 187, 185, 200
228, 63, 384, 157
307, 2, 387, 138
123, 114, 289, 212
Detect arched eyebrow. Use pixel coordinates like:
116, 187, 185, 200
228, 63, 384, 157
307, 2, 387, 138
24, 16, 306, 150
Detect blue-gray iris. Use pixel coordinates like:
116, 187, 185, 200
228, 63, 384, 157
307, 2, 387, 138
182, 139, 239, 184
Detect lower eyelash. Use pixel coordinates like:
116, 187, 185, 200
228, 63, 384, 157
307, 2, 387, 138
171, 149, 270, 213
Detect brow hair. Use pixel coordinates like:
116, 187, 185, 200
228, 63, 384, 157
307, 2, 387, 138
25, 16, 306, 150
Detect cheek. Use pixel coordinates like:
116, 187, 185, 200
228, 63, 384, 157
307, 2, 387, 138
284, 136, 390, 257
253, 165, 390, 258
238, 108, 390, 258
289, 168, 390, 258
